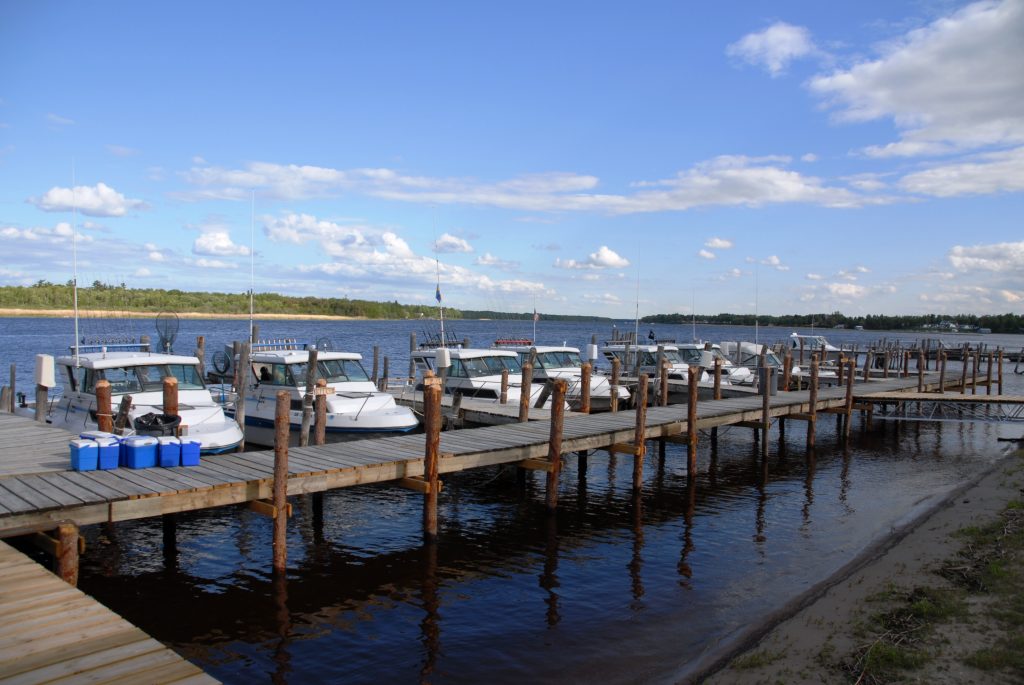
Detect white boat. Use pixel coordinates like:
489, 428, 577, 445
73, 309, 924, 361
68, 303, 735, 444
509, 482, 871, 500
493, 343, 632, 411
789, 332, 841, 361
34, 346, 244, 454
721, 341, 838, 385
410, 346, 566, 409
599, 343, 710, 384
676, 343, 754, 385
234, 344, 419, 446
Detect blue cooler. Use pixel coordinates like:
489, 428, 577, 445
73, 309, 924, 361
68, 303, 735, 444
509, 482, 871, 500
80, 430, 118, 441
69, 439, 99, 471
157, 436, 181, 467
180, 438, 201, 466
96, 437, 120, 470
122, 435, 158, 469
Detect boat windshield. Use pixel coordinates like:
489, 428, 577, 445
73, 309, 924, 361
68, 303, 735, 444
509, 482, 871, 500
451, 355, 522, 378
86, 363, 206, 394
671, 348, 704, 364
313, 358, 374, 384
536, 351, 582, 369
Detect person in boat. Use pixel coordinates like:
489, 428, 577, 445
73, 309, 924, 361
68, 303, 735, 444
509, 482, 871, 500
260, 366, 272, 383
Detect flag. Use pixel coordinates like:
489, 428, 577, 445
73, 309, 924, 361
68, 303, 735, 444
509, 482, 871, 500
533, 308, 539, 322
435, 284, 442, 303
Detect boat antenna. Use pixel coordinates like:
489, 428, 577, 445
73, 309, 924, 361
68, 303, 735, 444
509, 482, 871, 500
249, 189, 255, 344
754, 264, 759, 346
71, 159, 80, 367
633, 254, 640, 346
435, 255, 444, 347
691, 284, 697, 343
532, 294, 537, 344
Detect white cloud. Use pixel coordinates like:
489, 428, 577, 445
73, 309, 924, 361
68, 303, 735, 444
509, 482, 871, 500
827, 282, 868, 298
705, 237, 733, 249
148, 251, 165, 262
806, 273, 823, 280
46, 113, 74, 126
809, 0, 1024, 157
555, 246, 630, 270
0, 222, 93, 244
193, 231, 250, 257
582, 292, 622, 305
433, 233, 472, 253
760, 255, 790, 271
193, 258, 237, 269
727, 22, 818, 76
134, 267, 152, 277
899, 146, 1024, 197
801, 153, 819, 163
107, 145, 139, 157
1000, 289, 1022, 303
475, 252, 519, 271
29, 182, 148, 217
698, 249, 716, 260
949, 240, 1024, 272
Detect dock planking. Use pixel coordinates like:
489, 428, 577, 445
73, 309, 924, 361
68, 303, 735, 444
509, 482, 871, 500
0, 375, 957, 538
0, 539, 218, 684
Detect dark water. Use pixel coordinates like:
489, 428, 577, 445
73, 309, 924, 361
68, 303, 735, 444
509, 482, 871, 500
3, 316, 1023, 683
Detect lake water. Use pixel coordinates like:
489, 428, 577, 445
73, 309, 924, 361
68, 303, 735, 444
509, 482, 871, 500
2, 316, 1022, 683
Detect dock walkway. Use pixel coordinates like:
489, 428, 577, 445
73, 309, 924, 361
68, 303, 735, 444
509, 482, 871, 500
0, 539, 217, 684
0, 376, 929, 537
0, 412, 77, 478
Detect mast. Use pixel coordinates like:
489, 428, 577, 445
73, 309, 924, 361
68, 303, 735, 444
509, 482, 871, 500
249, 190, 255, 344
72, 161, 80, 366
435, 257, 444, 347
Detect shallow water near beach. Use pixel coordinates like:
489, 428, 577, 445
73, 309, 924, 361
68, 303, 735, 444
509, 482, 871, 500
3, 317, 1022, 683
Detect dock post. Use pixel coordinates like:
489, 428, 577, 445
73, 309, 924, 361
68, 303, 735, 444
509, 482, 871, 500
687, 366, 698, 475
581, 362, 592, 414
711, 358, 721, 448
56, 522, 79, 587
140, 334, 151, 352
633, 374, 649, 492
862, 351, 871, 383
409, 333, 417, 384
500, 369, 509, 404
314, 378, 327, 446
917, 350, 925, 392
658, 359, 668, 407
761, 367, 773, 456
299, 348, 319, 447
799, 338, 804, 365
381, 357, 389, 391
837, 354, 845, 388
843, 361, 855, 440
195, 336, 206, 378
273, 391, 290, 574
782, 351, 792, 391
423, 377, 442, 539
961, 346, 969, 394
985, 352, 993, 395
518, 362, 532, 422
236, 342, 250, 450
372, 346, 380, 385
162, 376, 179, 418
545, 379, 568, 511
8, 363, 15, 412
882, 350, 890, 379
939, 351, 947, 391
95, 379, 114, 432
610, 358, 621, 413
806, 356, 818, 449
971, 350, 979, 395
997, 350, 1004, 395
35, 382, 47, 423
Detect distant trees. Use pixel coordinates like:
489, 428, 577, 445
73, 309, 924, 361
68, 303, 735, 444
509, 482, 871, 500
643, 311, 1024, 334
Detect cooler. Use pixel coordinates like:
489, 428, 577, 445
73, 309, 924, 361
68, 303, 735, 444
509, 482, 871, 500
122, 435, 158, 469
96, 436, 120, 470
69, 439, 98, 471
180, 438, 201, 466
157, 436, 181, 468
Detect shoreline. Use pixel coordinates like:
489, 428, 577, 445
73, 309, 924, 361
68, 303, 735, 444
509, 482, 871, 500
0, 308, 364, 321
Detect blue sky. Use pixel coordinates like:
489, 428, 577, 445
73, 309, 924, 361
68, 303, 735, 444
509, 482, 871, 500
1, 1, 1022, 318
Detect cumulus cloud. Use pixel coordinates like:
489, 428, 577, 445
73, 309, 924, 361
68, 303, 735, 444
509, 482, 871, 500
705, 237, 734, 249
809, 0, 1024, 157
46, 113, 74, 126
760, 255, 790, 271
107, 145, 139, 157
193, 231, 250, 257
899, 146, 1024, 197
727, 21, 818, 76
949, 240, 1024, 272
1000, 289, 1022, 302
433, 233, 472, 253
0, 221, 93, 244
698, 249, 716, 260
475, 253, 520, 271
134, 267, 152, 277
806, 273, 823, 280
555, 246, 630, 270
29, 183, 148, 217
193, 258, 237, 269
827, 282, 867, 298
801, 153, 819, 162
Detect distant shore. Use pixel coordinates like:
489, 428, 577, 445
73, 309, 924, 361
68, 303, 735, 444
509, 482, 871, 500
0, 308, 363, 321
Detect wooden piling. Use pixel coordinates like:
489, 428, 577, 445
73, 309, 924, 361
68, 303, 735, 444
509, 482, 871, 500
409, 333, 417, 383
372, 346, 380, 385
711, 358, 721, 448
35, 383, 47, 423
299, 348, 319, 447
162, 376, 178, 418
633, 374, 649, 492
95, 379, 113, 433
610, 358, 621, 413
997, 349, 1004, 395
985, 352, 993, 396
423, 377, 442, 539
56, 522, 79, 586
500, 369, 509, 404
687, 366, 698, 475
251, 323, 260, 344
659, 359, 669, 407
581, 362, 592, 414
939, 351, 947, 391
545, 379, 568, 510
806, 356, 818, 449
843, 361, 855, 439
314, 378, 327, 446
971, 350, 979, 395
273, 391, 290, 574
195, 336, 206, 378
782, 351, 792, 391
8, 363, 15, 412
761, 367, 772, 456
236, 342, 250, 449
917, 350, 925, 392
837, 354, 845, 388
518, 362, 532, 422
799, 338, 805, 365
381, 356, 389, 391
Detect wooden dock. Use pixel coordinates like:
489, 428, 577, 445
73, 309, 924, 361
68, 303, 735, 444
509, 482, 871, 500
0, 540, 217, 684
0, 412, 77, 477
0, 375, 935, 538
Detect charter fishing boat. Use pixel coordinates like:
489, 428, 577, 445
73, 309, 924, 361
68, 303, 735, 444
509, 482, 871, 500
599, 342, 710, 384
789, 332, 842, 361
676, 342, 754, 385
409, 346, 566, 409
227, 342, 419, 446
492, 342, 632, 411
720, 341, 838, 386
30, 344, 244, 454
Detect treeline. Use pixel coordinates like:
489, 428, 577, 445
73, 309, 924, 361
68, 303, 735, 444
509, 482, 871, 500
460, 309, 611, 323
0, 282, 454, 320
643, 311, 1024, 334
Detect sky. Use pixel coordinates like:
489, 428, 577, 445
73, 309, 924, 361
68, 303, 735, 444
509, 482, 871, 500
1, 0, 1022, 319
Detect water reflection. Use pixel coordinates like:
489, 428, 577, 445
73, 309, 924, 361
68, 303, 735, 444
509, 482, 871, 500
629, 495, 644, 605
418, 542, 440, 682
540, 515, 560, 628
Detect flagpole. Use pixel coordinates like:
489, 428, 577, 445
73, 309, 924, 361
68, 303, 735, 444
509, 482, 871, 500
435, 258, 444, 347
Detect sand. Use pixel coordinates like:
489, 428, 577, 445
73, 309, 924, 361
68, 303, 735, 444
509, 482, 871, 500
697, 448, 1024, 684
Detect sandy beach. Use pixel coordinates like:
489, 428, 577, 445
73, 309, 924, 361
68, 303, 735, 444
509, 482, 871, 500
0, 308, 362, 321
700, 447, 1024, 684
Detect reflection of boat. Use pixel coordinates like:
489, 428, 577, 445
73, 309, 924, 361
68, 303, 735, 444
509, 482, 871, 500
235, 343, 419, 446
493, 343, 632, 411
410, 347, 564, 408
34, 346, 244, 454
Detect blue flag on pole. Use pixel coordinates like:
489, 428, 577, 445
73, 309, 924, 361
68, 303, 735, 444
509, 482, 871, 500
435, 284, 442, 303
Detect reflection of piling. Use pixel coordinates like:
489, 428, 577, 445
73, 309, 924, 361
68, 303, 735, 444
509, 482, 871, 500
545, 379, 567, 511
